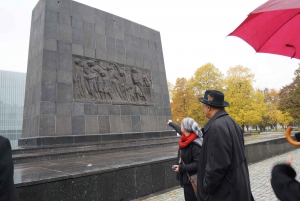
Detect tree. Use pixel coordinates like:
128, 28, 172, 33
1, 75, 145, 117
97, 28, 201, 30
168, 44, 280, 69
277, 111, 293, 129
245, 89, 267, 131
186, 63, 224, 126
170, 78, 189, 124
224, 65, 255, 130
167, 81, 174, 100
265, 89, 281, 130
279, 66, 300, 124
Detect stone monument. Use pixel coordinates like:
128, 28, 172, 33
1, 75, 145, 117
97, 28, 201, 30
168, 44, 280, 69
20, 0, 172, 145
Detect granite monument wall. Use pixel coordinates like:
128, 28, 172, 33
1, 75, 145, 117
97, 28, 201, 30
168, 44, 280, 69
16, 158, 179, 201
21, 0, 171, 144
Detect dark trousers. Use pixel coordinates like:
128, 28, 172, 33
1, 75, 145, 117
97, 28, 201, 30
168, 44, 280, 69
184, 184, 197, 201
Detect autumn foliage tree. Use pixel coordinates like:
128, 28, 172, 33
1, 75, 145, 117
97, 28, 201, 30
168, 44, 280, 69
168, 63, 296, 131
224, 65, 256, 130
186, 63, 224, 126
264, 89, 281, 130
279, 66, 300, 124
247, 89, 267, 131
170, 78, 189, 124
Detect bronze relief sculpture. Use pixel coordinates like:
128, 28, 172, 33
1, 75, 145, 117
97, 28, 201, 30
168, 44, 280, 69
73, 56, 153, 105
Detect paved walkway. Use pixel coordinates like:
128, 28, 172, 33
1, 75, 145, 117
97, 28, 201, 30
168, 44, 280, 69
134, 147, 300, 201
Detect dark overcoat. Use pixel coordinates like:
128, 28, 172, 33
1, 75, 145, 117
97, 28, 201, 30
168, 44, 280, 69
197, 110, 253, 201
0, 136, 19, 201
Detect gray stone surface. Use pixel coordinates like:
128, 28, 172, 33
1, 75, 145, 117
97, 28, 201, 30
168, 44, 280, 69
43, 50, 57, 69
56, 83, 72, 102
72, 115, 85, 135
56, 115, 72, 135
58, 23, 72, 43
39, 114, 55, 135
109, 115, 121, 133
57, 70, 73, 84
98, 115, 110, 133
44, 20, 57, 40
121, 115, 132, 132
132, 115, 141, 132
58, 41, 71, 54
73, 176, 97, 201
85, 115, 99, 134
72, 44, 83, 56
41, 82, 56, 102
40, 101, 56, 114
56, 102, 72, 115
43, 38, 57, 51
72, 103, 84, 115
96, 172, 118, 201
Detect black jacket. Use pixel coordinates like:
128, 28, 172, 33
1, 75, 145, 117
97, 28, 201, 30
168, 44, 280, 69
271, 164, 300, 201
169, 122, 201, 186
271, 132, 300, 201
197, 110, 253, 201
0, 136, 19, 201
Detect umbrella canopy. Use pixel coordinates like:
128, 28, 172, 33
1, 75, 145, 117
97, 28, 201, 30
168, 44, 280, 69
229, 0, 300, 59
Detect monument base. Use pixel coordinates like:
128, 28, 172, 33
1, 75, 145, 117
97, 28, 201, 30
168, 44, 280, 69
18, 131, 176, 146
14, 135, 298, 201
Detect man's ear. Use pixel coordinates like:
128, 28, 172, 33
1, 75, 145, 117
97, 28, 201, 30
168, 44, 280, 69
206, 105, 211, 111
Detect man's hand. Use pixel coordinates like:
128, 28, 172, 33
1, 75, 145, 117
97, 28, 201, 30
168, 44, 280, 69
286, 155, 293, 165
167, 119, 172, 125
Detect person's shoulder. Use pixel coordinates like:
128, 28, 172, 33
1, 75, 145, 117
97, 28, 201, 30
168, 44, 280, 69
0, 136, 11, 154
190, 141, 201, 149
212, 117, 229, 129
0, 135, 8, 143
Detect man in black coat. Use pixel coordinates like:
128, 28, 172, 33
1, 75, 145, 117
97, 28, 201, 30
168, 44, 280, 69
0, 135, 19, 201
197, 90, 254, 201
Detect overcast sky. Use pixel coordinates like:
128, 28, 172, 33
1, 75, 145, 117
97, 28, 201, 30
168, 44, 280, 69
0, 0, 298, 90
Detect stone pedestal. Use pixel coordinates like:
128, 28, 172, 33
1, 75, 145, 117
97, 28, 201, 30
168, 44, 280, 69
21, 0, 171, 145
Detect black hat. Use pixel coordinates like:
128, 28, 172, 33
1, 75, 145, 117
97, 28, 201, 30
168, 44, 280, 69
198, 90, 229, 107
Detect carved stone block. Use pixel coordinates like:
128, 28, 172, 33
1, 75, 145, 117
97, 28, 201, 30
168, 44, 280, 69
72, 55, 154, 106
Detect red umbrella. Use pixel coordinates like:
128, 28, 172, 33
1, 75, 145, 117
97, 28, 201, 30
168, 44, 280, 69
229, 0, 300, 59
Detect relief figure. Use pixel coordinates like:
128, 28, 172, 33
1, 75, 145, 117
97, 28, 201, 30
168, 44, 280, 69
108, 63, 124, 100
73, 59, 86, 99
131, 67, 146, 102
142, 71, 152, 97
119, 68, 128, 101
98, 70, 112, 101
84, 60, 101, 99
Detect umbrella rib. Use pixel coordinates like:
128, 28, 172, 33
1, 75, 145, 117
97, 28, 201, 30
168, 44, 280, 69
286, 44, 296, 58
256, 12, 300, 53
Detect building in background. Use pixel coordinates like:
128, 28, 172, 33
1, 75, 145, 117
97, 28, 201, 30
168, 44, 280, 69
0, 70, 26, 146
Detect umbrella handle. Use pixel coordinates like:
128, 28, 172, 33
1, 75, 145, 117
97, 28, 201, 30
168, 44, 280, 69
286, 126, 300, 146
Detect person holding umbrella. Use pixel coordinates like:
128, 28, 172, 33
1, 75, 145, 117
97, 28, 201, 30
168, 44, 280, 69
0, 135, 19, 201
197, 90, 254, 201
271, 131, 300, 200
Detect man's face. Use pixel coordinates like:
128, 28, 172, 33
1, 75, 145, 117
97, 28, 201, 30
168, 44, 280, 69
202, 103, 209, 118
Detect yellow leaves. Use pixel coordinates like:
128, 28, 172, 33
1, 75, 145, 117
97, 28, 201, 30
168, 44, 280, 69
169, 64, 223, 126
277, 111, 293, 127
188, 63, 224, 95
170, 78, 189, 124
168, 64, 293, 130
224, 66, 256, 126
